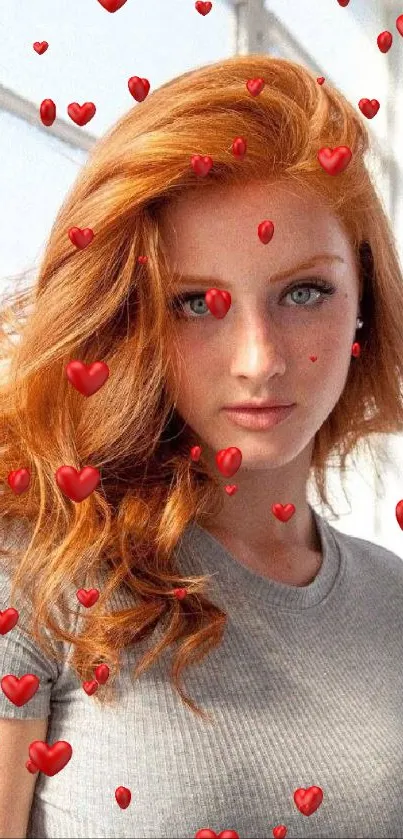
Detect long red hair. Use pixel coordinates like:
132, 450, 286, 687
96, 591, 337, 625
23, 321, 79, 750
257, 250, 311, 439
0, 54, 402, 722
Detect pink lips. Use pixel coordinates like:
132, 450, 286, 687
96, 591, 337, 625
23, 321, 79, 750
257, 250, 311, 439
222, 404, 295, 430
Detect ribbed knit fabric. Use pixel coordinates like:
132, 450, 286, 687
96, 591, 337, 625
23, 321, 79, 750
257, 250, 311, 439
0, 507, 402, 838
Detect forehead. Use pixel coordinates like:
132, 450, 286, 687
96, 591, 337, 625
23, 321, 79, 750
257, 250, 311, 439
159, 179, 354, 268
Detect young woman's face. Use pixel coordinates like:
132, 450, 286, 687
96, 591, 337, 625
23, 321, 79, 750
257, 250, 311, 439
160, 179, 362, 471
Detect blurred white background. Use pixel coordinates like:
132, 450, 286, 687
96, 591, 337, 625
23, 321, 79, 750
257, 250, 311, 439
0, 0, 402, 555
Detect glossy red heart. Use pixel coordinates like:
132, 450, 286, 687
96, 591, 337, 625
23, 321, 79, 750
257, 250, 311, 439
395, 500, 403, 530
273, 827, 287, 839
224, 485, 238, 495
137, 255, 148, 265
246, 78, 265, 96
1, 674, 40, 706
190, 446, 202, 461
232, 137, 247, 159
97, 0, 128, 11
272, 503, 295, 522
195, 1, 212, 15
66, 360, 109, 396
29, 740, 72, 776
0, 608, 19, 635
205, 289, 231, 319
67, 102, 96, 127
316, 77, 325, 85
195, 831, 239, 838
215, 447, 242, 478
128, 77, 150, 102
358, 98, 380, 119
115, 786, 132, 808
191, 155, 213, 177
76, 588, 100, 608
294, 785, 323, 816
377, 31, 393, 53
26, 759, 39, 774
318, 146, 352, 175
7, 468, 30, 494
55, 466, 100, 502
309, 355, 317, 362
173, 588, 188, 600
94, 664, 110, 684
258, 220, 274, 244
337, 0, 350, 5
83, 680, 98, 696
33, 41, 48, 54
397, 15, 403, 36
351, 341, 361, 357
68, 227, 94, 249
40, 99, 56, 127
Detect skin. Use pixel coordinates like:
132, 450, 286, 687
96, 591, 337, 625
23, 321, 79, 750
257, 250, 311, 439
159, 178, 363, 585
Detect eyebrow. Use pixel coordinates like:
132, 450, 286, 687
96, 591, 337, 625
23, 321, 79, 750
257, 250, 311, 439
171, 254, 346, 288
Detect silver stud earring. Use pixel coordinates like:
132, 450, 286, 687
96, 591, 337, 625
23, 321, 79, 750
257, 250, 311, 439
356, 317, 364, 330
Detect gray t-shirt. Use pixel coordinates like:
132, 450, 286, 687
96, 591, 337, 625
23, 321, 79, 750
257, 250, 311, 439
0, 508, 402, 838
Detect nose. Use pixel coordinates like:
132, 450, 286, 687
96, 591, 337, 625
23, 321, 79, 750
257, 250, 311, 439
228, 312, 286, 382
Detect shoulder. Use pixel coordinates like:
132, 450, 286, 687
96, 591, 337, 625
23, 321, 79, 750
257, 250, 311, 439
326, 520, 403, 580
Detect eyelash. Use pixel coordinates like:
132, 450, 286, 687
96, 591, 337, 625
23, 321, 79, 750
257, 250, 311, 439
169, 279, 336, 319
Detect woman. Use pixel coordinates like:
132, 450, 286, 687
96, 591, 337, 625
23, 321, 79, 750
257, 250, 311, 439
0, 54, 402, 839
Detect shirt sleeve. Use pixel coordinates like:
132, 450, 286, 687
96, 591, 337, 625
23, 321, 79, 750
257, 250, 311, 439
0, 520, 60, 719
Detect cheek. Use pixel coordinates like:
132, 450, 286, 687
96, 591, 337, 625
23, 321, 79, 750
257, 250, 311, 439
168, 332, 213, 417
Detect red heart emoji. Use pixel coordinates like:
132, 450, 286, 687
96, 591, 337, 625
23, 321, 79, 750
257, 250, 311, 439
358, 98, 380, 119
272, 503, 295, 522
67, 102, 96, 127
128, 77, 150, 102
29, 740, 72, 776
377, 31, 393, 52
83, 679, 98, 696
317, 146, 352, 175
55, 466, 100, 502
66, 360, 109, 396
273, 827, 287, 839
225, 485, 238, 496
33, 41, 48, 55
337, 0, 350, 5
205, 289, 231, 319
395, 500, 403, 530
26, 759, 39, 774
0, 608, 19, 635
316, 77, 325, 85
190, 446, 202, 461
68, 227, 94, 249
97, 0, 128, 11
351, 341, 361, 357
94, 664, 110, 684
195, 831, 239, 838
173, 588, 188, 600
137, 255, 148, 264
215, 447, 242, 478
76, 589, 100, 608
258, 220, 274, 244
195, 1, 212, 14
115, 786, 131, 809
309, 355, 317, 362
7, 468, 30, 495
191, 155, 213, 176
397, 15, 403, 36
1, 674, 40, 706
294, 785, 323, 816
246, 78, 265, 96
232, 137, 247, 159
40, 99, 56, 127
